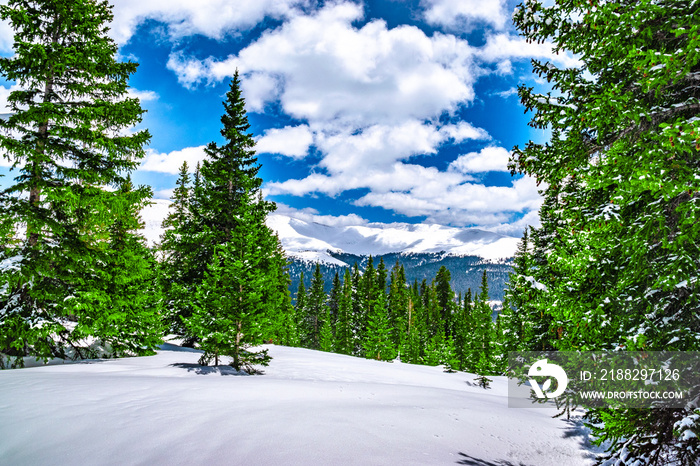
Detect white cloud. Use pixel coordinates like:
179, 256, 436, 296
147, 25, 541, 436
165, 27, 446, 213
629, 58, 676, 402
141, 146, 207, 174
0, 83, 24, 114
266, 120, 488, 197
121, 1, 549, 233
127, 88, 159, 102
166, 2, 477, 127
496, 59, 513, 75
354, 175, 542, 227
449, 146, 511, 173
422, 0, 508, 31
109, 0, 309, 44
477, 33, 582, 69
256, 125, 313, 159
154, 188, 175, 200
484, 209, 541, 237
493, 87, 518, 99
274, 203, 368, 228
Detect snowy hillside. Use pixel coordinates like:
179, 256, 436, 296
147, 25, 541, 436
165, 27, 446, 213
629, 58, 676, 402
140, 202, 519, 264
267, 215, 520, 263
0, 344, 599, 465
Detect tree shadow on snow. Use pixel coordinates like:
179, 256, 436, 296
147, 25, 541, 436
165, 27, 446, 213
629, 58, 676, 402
170, 363, 250, 376
560, 417, 605, 460
158, 342, 203, 353
456, 453, 529, 465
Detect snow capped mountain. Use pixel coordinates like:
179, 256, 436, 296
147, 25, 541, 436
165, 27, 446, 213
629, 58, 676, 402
140, 202, 519, 264
266, 214, 520, 264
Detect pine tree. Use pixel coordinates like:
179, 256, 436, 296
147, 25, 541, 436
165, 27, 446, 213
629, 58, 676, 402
452, 289, 472, 371
400, 280, 425, 364
319, 309, 334, 352
499, 230, 530, 354
303, 263, 326, 349
187, 235, 272, 372
335, 269, 354, 355
328, 272, 341, 326
351, 262, 365, 355
388, 262, 408, 351
67, 178, 163, 358
512, 0, 700, 462
265, 240, 296, 346
434, 266, 454, 336
294, 272, 307, 343
184, 71, 285, 372
159, 162, 199, 340
468, 273, 495, 374
0, 0, 159, 364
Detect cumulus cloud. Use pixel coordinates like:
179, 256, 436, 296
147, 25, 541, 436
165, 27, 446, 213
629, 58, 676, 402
422, 0, 509, 30
493, 87, 518, 99
130, 1, 549, 232
449, 146, 511, 173
109, 0, 309, 44
274, 203, 369, 228
256, 125, 313, 159
0, 83, 22, 114
265, 120, 487, 197
141, 146, 207, 174
484, 209, 542, 237
354, 175, 543, 227
166, 2, 477, 127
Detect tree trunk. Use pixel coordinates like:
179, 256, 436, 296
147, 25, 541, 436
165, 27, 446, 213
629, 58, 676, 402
27, 17, 59, 247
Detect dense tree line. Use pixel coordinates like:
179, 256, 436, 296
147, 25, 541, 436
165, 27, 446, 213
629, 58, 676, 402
287, 259, 502, 377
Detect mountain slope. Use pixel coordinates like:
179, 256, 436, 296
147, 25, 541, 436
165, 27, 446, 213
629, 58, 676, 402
140, 205, 518, 299
0, 344, 598, 465
266, 214, 520, 263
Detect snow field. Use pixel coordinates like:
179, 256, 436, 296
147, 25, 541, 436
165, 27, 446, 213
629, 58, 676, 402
0, 344, 598, 465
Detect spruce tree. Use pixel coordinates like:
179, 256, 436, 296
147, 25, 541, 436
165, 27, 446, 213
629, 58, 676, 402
351, 263, 364, 355
335, 269, 354, 355
185, 72, 285, 372
303, 263, 326, 349
319, 308, 334, 353
499, 230, 530, 354
294, 272, 308, 343
159, 162, 198, 339
434, 266, 454, 336
512, 0, 700, 462
388, 262, 409, 351
68, 178, 163, 358
0, 0, 159, 364
404, 281, 426, 364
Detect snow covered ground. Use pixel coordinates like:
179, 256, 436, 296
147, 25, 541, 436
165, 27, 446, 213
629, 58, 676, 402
0, 344, 600, 465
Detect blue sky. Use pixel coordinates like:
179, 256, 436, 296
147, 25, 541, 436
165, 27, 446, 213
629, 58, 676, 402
0, 0, 578, 236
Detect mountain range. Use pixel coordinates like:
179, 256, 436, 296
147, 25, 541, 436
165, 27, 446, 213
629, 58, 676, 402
141, 201, 519, 300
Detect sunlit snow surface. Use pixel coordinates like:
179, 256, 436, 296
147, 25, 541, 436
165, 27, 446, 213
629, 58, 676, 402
0, 344, 600, 465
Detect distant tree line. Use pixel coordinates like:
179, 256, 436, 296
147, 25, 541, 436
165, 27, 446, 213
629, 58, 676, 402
287, 259, 503, 378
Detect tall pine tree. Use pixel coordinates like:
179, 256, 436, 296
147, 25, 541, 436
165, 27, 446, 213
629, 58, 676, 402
184, 71, 286, 372
0, 0, 159, 364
